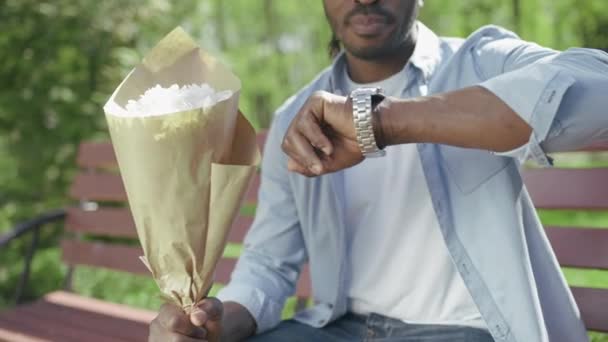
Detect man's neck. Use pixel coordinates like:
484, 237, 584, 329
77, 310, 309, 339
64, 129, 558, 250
345, 27, 418, 84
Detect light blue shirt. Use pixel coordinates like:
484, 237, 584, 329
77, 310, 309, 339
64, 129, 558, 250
217, 22, 608, 342
342, 67, 485, 328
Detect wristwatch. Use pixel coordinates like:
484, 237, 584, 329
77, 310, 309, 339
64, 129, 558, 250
350, 87, 386, 158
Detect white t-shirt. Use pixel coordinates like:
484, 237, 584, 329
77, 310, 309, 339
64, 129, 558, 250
343, 66, 486, 329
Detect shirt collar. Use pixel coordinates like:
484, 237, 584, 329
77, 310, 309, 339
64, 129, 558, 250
329, 21, 442, 94
409, 22, 442, 82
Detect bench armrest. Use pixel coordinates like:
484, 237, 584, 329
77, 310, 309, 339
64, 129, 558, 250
0, 208, 66, 304
0, 209, 66, 248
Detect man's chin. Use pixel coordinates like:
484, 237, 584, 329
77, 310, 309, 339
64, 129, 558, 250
345, 44, 396, 61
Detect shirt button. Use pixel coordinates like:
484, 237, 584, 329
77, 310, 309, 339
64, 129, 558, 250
318, 319, 326, 325
494, 324, 507, 337
327, 303, 334, 309
461, 262, 469, 275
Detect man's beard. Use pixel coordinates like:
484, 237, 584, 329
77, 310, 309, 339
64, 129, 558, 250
343, 37, 407, 61
342, 22, 416, 61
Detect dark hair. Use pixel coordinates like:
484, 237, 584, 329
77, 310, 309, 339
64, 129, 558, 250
329, 34, 341, 59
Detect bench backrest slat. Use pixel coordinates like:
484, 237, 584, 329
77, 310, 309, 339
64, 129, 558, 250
66, 207, 136, 239
228, 216, 254, 243
62, 240, 238, 285
545, 227, 608, 270
523, 168, 608, 210
76, 142, 117, 169
244, 174, 261, 203
62, 240, 147, 275
66, 207, 256, 245
69, 172, 261, 205
256, 131, 268, 152
571, 287, 608, 332
69, 173, 126, 202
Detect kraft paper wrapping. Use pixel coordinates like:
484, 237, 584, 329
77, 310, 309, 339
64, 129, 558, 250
103, 27, 260, 311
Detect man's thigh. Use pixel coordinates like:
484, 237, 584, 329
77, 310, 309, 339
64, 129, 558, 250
244, 320, 332, 342
244, 316, 494, 342
385, 323, 494, 342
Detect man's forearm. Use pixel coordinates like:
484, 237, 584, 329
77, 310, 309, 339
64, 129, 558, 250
220, 301, 256, 341
376, 86, 532, 152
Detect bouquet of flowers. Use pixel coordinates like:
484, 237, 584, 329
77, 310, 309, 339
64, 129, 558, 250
103, 27, 260, 312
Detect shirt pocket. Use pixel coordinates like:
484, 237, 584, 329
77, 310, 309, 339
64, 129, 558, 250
440, 145, 512, 194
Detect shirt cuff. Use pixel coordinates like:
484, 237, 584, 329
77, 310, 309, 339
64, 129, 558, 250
479, 65, 576, 166
216, 282, 283, 334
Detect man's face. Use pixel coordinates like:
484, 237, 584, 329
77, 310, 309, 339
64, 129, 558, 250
323, 0, 419, 60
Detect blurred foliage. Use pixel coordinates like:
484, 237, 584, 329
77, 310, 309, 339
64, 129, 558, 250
0, 0, 607, 339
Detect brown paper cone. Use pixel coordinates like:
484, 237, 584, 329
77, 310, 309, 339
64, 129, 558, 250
103, 27, 260, 310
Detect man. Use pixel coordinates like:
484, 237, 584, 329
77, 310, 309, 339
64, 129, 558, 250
150, 0, 608, 341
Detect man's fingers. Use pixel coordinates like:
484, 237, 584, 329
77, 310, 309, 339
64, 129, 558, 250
165, 331, 208, 342
158, 303, 206, 339
189, 308, 208, 327
282, 132, 325, 175
297, 115, 333, 156
287, 158, 316, 177
193, 298, 223, 342
195, 297, 223, 323
204, 319, 222, 342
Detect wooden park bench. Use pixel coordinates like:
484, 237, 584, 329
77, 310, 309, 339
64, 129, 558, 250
0, 131, 310, 342
0, 133, 606, 341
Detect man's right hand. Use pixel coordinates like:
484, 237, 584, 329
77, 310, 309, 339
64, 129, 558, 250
282, 91, 364, 177
149, 298, 223, 342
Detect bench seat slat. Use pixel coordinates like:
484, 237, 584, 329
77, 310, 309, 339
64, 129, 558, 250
545, 227, 608, 270
44, 291, 155, 323
0, 291, 153, 342
571, 287, 608, 332
523, 168, 608, 210
0, 306, 117, 342
0, 326, 47, 342
16, 302, 144, 342
33, 291, 152, 341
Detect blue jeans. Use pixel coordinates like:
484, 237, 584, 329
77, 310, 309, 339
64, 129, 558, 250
247, 313, 494, 342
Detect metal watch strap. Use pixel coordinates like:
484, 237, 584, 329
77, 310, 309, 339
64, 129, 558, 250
351, 87, 386, 158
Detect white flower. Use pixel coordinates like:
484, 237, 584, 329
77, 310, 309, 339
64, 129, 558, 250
121, 83, 232, 117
